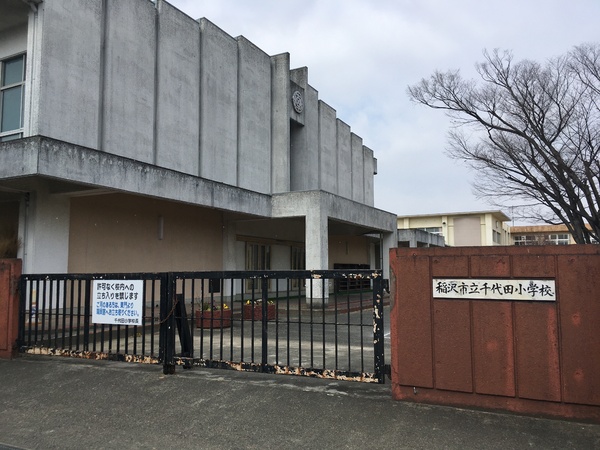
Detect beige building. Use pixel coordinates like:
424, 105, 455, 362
511, 224, 580, 245
397, 211, 511, 247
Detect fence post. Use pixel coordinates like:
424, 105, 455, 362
0, 259, 22, 359
174, 293, 193, 365
83, 280, 91, 351
373, 273, 385, 383
160, 272, 176, 374
261, 276, 269, 372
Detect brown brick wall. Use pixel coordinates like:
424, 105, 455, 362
390, 246, 600, 423
0, 259, 22, 359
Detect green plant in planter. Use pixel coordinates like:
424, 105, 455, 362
244, 299, 274, 306
202, 302, 229, 311
196, 301, 231, 328
243, 298, 276, 320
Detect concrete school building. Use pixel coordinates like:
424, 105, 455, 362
511, 224, 586, 246
0, 0, 397, 290
397, 211, 512, 247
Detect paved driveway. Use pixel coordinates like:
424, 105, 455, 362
1, 356, 599, 450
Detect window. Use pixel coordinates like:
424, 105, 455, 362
246, 243, 270, 271
493, 230, 501, 244
418, 227, 442, 235
290, 246, 305, 289
514, 233, 570, 246
514, 235, 538, 246
291, 246, 305, 270
0, 54, 25, 142
548, 234, 569, 245
245, 243, 270, 290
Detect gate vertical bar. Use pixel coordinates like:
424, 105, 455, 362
373, 273, 385, 383
159, 276, 166, 366
261, 276, 269, 372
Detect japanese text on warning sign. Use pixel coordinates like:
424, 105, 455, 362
92, 280, 144, 325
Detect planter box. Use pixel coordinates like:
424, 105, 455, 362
242, 303, 276, 321
195, 309, 232, 328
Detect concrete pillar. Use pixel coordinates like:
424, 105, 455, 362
20, 181, 70, 274
222, 217, 237, 272
381, 230, 396, 280
369, 241, 377, 272
305, 204, 328, 305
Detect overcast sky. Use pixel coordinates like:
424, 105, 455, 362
169, 0, 600, 222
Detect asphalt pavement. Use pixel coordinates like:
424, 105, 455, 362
1, 355, 599, 449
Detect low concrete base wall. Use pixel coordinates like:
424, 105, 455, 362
0, 259, 22, 359
390, 246, 600, 423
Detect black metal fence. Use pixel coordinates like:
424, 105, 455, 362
18, 270, 386, 383
18, 272, 164, 363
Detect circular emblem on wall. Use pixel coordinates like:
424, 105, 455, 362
292, 90, 304, 114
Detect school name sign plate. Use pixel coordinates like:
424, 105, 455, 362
433, 278, 556, 302
92, 280, 144, 325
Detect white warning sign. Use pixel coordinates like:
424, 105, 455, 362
92, 280, 144, 325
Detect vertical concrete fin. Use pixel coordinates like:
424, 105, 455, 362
270, 52, 291, 194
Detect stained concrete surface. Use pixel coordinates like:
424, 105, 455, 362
0, 356, 599, 449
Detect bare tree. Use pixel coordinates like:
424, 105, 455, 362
407, 45, 600, 244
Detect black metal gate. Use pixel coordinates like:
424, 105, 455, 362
18, 270, 386, 383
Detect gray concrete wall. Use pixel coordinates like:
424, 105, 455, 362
363, 147, 375, 206
289, 67, 319, 192
237, 37, 272, 194
304, 86, 320, 188
236, 218, 305, 244
155, 1, 200, 174
0, 137, 273, 217
199, 19, 238, 185
272, 191, 397, 241
271, 53, 291, 194
34, 0, 102, 149
351, 133, 364, 203
318, 101, 338, 194
397, 229, 446, 248
271, 190, 398, 278
336, 120, 352, 199
20, 0, 381, 207
21, 180, 70, 274
290, 121, 307, 191
289, 68, 307, 193
103, 0, 156, 162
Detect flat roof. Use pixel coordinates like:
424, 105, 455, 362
397, 210, 511, 222
510, 224, 594, 233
